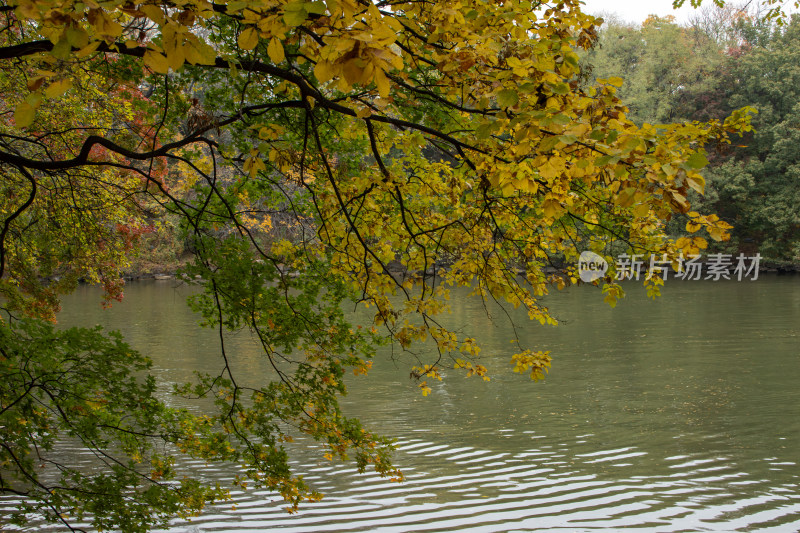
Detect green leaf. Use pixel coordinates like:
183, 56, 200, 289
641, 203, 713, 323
66, 27, 89, 49
686, 152, 709, 169
225, 1, 250, 13
283, 2, 309, 27
589, 129, 606, 141
550, 82, 569, 95
549, 114, 571, 126
595, 154, 620, 167
51, 38, 72, 60
475, 121, 495, 139
538, 136, 561, 152
497, 89, 519, 108
306, 1, 327, 14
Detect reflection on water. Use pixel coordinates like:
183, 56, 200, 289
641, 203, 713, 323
3, 277, 800, 532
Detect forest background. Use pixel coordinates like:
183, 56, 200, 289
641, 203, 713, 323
585, 4, 800, 266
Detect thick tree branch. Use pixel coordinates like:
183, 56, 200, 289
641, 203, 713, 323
0, 39, 494, 159
0, 166, 36, 278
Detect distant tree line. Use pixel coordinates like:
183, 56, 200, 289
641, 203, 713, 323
586, 7, 800, 264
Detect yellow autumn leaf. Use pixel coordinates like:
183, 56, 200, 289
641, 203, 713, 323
139, 4, 165, 24
184, 37, 217, 65
238, 27, 259, 51
633, 202, 650, 218
538, 157, 563, 180
314, 61, 334, 83
686, 174, 705, 194
707, 227, 730, 242
167, 44, 185, 71
668, 191, 690, 213
14, 101, 36, 128
686, 220, 702, 233
143, 50, 170, 74
374, 70, 390, 98
342, 59, 364, 85
542, 198, 563, 218
267, 38, 285, 64
607, 76, 624, 87
26, 76, 46, 91
65, 27, 89, 48
44, 78, 73, 98
75, 41, 101, 58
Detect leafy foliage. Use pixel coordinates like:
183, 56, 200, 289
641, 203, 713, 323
584, 14, 726, 125
588, 9, 800, 263
0, 0, 758, 529
701, 17, 800, 261
0, 319, 227, 531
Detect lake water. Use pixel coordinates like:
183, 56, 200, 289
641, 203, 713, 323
4, 276, 800, 532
